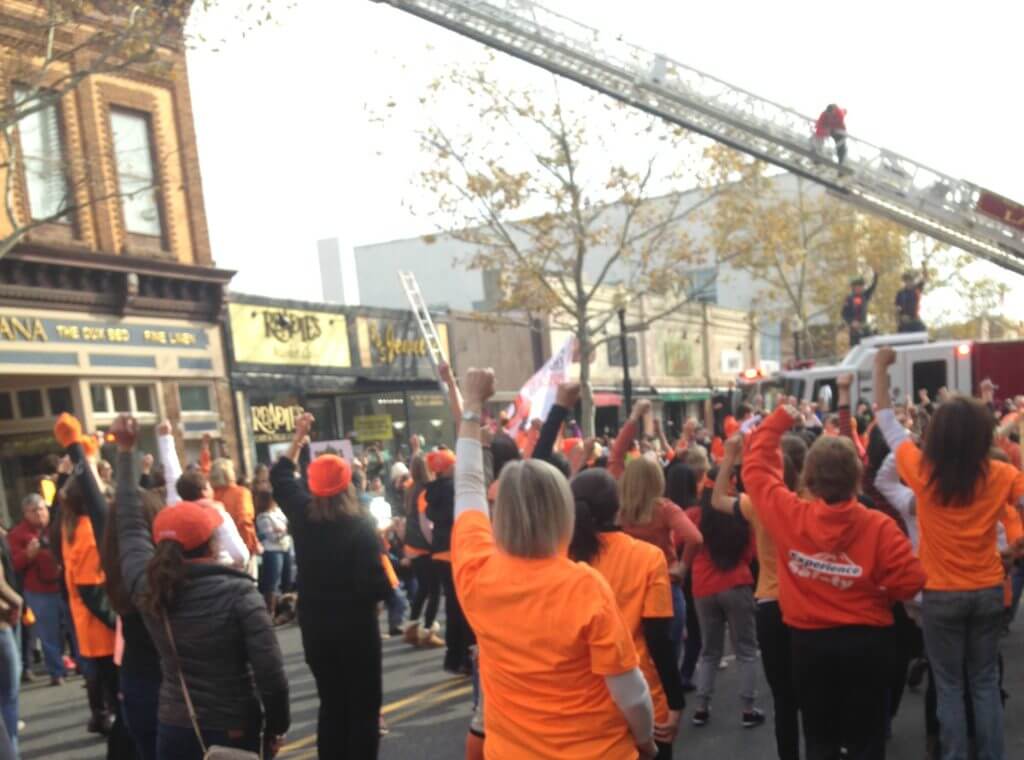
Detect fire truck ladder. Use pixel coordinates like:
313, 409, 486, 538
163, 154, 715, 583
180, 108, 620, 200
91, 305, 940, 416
372, 0, 1024, 276
398, 270, 449, 395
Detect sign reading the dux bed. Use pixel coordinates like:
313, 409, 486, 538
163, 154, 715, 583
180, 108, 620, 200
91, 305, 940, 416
229, 304, 351, 368
0, 314, 205, 348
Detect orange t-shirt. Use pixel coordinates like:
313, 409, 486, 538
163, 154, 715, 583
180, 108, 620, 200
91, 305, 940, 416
62, 518, 115, 658
452, 511, 639, 760
737, 494, 779, 601
590, 531, 673, 723
215, 484, 258, 554
896, 441, 1024, 591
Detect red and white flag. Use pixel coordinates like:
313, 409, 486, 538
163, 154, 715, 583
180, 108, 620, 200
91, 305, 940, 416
505, 336, 577, 432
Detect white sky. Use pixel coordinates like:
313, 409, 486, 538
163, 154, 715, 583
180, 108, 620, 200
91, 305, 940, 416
185, 0, 1024, 318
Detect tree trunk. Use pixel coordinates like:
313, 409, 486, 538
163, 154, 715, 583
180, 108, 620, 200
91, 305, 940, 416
578, 332, 595, 437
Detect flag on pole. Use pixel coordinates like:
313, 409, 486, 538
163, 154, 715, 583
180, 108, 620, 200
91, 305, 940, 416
505, 336, 577, 432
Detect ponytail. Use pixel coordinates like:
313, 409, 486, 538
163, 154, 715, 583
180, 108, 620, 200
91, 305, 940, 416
569, 499, 602, 564
568, 468, 621, 565
140, 539, 210, 616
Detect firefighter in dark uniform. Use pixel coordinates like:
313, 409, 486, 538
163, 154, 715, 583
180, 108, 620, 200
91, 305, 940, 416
841, 270, 877, 347
895, 268, 928, 333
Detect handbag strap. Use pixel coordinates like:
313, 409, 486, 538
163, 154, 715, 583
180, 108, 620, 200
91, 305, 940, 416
162, 613, 208, 754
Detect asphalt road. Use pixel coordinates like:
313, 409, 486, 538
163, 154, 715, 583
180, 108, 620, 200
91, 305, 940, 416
20, 615, 1024, 759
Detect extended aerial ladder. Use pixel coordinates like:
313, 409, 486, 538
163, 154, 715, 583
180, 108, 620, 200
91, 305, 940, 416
372, 0, 1024, 276
398, 270, 451, 397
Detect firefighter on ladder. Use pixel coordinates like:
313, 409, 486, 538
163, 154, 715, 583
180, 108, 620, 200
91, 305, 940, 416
813, 103, 848, 165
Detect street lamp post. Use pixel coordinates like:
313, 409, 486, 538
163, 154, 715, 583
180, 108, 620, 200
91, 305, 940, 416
617, 306, 633, 415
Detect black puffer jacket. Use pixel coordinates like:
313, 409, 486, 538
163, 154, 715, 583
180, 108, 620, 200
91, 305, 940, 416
116, 452, 289, 736
425, 477, 455, 554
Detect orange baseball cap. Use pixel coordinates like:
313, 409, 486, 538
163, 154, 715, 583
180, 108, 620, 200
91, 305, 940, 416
152, 502, 222, 552
426, 449, 456, 475
308, 454, 352, 497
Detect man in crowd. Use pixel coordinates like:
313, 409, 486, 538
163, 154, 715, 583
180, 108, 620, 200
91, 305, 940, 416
896, 267, 928, 333
841, 270, 878, 346
9, 495, 73, 686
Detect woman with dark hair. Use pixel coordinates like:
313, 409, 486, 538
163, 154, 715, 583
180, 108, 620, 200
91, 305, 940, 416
570, 468, 686, 759
685, 470, 763, 729
107, 414, 289, 759
401, 452, 444, 648
874, 348, 1024, 759
271, 413, 390, 758
711, 433, 806, 759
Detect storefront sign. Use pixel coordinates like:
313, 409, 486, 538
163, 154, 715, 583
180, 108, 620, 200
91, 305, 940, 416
368, 322, 427, 363
354, 414, 394, 441
0, 314, 206, 348
977, 190, 1024, 233
356, 317, 448, 377
230, 304, 350, 368
250, 402, 304, 443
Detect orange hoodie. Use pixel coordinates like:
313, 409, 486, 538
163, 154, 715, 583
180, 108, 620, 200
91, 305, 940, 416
743, 408, 926, 630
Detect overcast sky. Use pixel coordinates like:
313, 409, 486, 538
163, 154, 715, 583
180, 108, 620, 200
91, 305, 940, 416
185, 0, 1024, 318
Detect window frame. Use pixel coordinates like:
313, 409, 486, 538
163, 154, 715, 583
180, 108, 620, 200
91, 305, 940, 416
0, 382, 75, 423
107, 105, 168, 252
89, 383, 160, 423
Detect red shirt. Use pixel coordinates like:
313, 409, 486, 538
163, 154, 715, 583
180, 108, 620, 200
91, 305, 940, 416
9, 520, 62, 594
685, 507, 755, 598
815, 107, 847, 137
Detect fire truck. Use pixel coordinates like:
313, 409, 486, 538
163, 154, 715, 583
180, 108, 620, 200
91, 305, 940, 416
739, 332, 1024, 412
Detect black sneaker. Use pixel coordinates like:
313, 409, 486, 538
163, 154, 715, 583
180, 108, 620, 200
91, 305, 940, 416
742, 708, 766, 728
692, 709, 710, 726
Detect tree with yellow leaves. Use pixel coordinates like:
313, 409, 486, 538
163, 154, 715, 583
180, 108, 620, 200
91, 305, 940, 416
403, 60, 727, 433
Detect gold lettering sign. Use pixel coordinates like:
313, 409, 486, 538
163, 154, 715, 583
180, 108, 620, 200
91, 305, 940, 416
0, 317, 47, 342
251, 403, 304, 442
367, 323, 427, 364
229, 304, 350, 368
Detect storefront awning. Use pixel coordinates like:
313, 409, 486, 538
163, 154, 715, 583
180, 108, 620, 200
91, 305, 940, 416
660, 390, 711, 402
593, 392, 623, 407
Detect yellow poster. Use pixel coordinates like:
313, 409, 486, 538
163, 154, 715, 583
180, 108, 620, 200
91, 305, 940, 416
229, 303, 350, 367
354, 414, 394, 441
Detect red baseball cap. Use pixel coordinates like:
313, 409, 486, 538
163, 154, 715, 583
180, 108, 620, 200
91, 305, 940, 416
426, 449, 456, 476
152, 502, 222, 552
308, 454, 352, 497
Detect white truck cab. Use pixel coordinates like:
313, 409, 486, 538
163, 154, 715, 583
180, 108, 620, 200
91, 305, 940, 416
778, 332, 974, 411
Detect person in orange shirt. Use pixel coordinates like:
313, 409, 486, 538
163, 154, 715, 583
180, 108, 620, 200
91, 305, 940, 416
743, 402, 925, 760
570, 468, 685, 759
453, 367, 658, 760
711, 432, 807, 760
873, 347, 1024, 760
209, 458, 259, 574
59, 462, 118, 737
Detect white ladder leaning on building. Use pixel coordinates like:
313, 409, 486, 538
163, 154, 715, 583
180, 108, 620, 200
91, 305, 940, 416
398, 270, 450, 398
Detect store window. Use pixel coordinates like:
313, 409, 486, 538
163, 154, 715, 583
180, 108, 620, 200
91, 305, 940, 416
91, 384, 158, 416
110, 108, 162, 237
0, 393, 12, 421
111, 386, 131, 412
13, 86, 69, 221
16, 390, 44, 419
90, 384, 108, 413
46, 387, 73, 416
179, 385, 212, 413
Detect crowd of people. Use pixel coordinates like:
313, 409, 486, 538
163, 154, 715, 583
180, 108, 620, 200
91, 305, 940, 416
0, 349, 1020, 760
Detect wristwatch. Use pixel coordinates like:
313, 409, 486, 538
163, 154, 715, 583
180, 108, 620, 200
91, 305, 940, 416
461, 409, 482, 424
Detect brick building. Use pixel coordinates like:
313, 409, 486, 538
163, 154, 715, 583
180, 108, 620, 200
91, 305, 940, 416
0, 3, 237, 521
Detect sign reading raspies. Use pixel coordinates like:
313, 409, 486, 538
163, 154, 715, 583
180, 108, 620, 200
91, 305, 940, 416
977, 191, 1024, 233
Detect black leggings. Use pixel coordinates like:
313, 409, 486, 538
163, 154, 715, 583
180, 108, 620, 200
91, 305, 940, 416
409, 554, 441, 627
757, 601, 799, 760
304, 621, 382, 760
438, 561, 472, 672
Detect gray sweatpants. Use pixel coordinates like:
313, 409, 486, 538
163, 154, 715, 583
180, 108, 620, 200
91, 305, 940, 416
694, 584, 759, 710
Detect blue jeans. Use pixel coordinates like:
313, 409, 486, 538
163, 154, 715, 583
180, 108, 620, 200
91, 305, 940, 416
24, 590, 76, 678
121, 672, 160, 760
0, 628, 19, 754
1008, 562, 1024, 625
922, 587, 1005, 760
386, 587, 407, 631
259, 550, 288, 596
157, 720, 260, 760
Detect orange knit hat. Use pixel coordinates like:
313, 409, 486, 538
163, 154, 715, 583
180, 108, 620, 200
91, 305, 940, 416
426, 449, 456, 475
308, 454, 352, 497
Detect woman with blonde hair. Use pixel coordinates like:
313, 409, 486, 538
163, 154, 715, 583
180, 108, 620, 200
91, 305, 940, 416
453, 368, 659, 759
209, 458, 258, 568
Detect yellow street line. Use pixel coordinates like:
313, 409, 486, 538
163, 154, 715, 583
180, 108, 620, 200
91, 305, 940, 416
280, 676, 469, 755
386, 684, 473, 726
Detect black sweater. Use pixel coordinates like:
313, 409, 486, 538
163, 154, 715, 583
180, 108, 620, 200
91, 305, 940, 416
270, 457, 390, 640
424, 477, 455, 554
